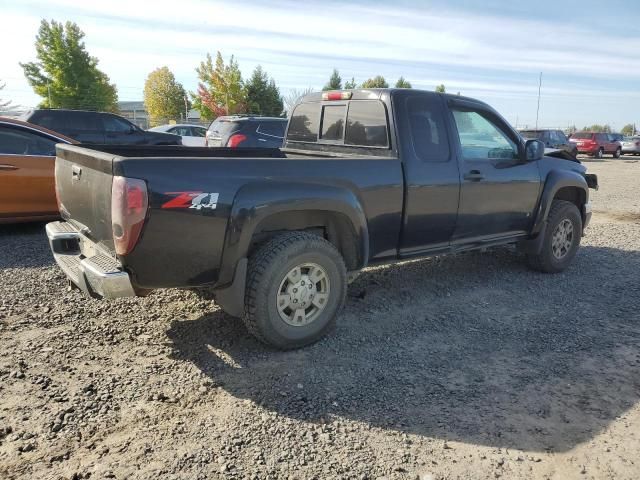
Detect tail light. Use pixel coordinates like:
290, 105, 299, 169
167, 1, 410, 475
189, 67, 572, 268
227, 133, 247, 148
111, 176, 148, 256
635, 141, 640, 147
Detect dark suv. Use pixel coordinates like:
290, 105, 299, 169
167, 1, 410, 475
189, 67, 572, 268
21, 109, 181, 145
519, 129, 577, 158
205, 116, 287, 148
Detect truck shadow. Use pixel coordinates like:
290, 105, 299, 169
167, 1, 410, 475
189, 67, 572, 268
0, 222, 54, 269
166, 245, 640, 453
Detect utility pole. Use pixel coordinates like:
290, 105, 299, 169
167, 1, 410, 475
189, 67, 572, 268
535, 72, 542, 130
47, 81, 52, 108
184, 95, 189, 122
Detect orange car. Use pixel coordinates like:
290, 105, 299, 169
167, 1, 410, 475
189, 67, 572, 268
0, 117, 76, 223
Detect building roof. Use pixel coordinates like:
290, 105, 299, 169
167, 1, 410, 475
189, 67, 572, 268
118, 101, 145, 111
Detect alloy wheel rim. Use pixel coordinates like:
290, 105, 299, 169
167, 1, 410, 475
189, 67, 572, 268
551, 219, 574, 260
276, 263, 330, 326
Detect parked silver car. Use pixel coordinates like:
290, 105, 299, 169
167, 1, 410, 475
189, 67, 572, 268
148, 124, 207, 146
621, 136, 640, 155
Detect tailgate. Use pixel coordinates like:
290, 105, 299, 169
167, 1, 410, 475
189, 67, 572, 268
55, 144, 116, 251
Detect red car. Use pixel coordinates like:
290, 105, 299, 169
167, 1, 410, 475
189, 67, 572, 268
569, 132, 621, 159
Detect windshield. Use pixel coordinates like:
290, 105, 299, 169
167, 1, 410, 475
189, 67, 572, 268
572, 132, 593, 139
520, 130, 544, 140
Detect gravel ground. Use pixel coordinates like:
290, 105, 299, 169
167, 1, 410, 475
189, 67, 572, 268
1, 158, 639, 480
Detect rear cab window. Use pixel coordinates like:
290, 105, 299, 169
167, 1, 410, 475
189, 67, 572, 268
287, 99, 389, 148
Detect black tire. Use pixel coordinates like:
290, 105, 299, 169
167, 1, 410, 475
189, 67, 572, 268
594, 147, 604, 159
526, 200, 582, 273
614, 147, 621, 159
243, 232, 347, 350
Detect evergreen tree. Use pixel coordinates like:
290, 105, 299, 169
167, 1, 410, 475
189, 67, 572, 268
395, 77, 412, 88
322, 68, 342, 91
245, 66, 283, 116
344, 77, 357, 89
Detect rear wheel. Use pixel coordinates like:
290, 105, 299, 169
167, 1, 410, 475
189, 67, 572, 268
614, 147, 621, 158
526, 200, 582, 273
594, 147, 604, 159
244, 232, 347, 349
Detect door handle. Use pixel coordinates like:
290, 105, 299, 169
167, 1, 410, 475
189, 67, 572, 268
0, 164, 19, 171
464, 170, 484, 181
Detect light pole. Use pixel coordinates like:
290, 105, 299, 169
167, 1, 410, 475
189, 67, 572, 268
535, 72, 542, 130
184, 95, 189, 122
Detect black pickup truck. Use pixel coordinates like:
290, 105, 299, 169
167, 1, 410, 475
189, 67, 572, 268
47, 89, 598, 349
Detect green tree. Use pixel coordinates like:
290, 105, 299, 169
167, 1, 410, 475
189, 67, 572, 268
395, 77, 412, 88
21, 20, 117, 111
191, 53, 216, 120
582, 124, 611, 133
323, 68, 342, 91
435, 84, 446, 93
621, 124, 635, 136
245, 66, 283, 116
344, 77, 357, 89
361, 76, 389, 88
143, 67, 187, 126
191, 52, 246, 120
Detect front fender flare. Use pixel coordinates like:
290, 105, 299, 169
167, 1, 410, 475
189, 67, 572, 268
520, 169, 589, 255
531, 169, 589, 236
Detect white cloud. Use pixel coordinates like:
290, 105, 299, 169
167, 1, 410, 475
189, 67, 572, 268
2, 0, 639, 125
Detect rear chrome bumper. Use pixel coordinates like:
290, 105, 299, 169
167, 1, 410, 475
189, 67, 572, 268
46, 221, 136, 299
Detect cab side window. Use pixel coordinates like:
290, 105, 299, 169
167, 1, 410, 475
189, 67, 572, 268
103, 115, 134, 133
406, 96, 450, 162
452, 109, 518, 161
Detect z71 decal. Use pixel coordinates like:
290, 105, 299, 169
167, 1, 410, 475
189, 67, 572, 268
161, 192, 219, 210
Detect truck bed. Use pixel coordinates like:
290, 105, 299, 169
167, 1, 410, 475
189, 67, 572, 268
54, 143, 404, 290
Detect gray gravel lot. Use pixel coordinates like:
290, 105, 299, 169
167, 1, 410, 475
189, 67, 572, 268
1, 158, 639, 479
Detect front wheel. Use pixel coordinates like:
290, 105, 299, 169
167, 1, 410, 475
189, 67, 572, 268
526, 200, 582, 273
243, 232, 347, 349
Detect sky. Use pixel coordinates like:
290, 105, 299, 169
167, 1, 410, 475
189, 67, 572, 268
1, 0, 639, 129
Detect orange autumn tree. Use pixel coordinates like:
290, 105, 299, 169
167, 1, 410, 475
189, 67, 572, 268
191, 52, 246, 120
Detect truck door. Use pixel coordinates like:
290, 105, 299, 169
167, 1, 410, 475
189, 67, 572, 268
397, 92, 460, 257
449, 102, 541, 242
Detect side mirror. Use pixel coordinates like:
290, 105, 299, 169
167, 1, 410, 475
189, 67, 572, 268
525, 139, 545, 161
